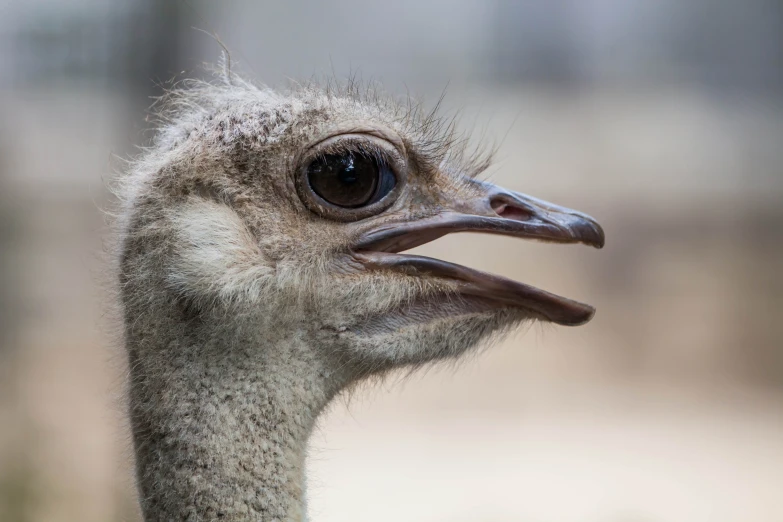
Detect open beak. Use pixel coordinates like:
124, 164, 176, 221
353, 180, 605, 326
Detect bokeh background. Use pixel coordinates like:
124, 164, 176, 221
1, 1, 782, 521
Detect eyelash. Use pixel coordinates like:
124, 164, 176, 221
315, 140, 387, 164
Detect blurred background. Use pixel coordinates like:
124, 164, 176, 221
0, 1, 782, 521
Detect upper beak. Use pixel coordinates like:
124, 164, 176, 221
355, 179, 604, 253
353, 179, 605, 327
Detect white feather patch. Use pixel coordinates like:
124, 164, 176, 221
167, 198, 271, 304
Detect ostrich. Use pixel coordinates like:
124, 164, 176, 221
117, 75, 604, 521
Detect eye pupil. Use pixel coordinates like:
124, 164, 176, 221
307, 151, 395, 209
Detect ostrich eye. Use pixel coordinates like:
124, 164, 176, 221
296, 134, 405, 221
307, 152, 396, 208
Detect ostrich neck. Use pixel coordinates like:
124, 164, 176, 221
128, 330, 339, 522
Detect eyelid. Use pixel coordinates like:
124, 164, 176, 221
306, 125, 407, 157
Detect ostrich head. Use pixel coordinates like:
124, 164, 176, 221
118, 77, 604, 521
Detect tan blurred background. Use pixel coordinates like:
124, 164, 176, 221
1, 1, 782, 521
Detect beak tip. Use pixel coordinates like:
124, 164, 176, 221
592, 229, 606, 249
574, 219, 605, 249
593, 223, 606, 249
557, 304, 596, 326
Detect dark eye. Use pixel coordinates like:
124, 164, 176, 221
307, 152, 396, 208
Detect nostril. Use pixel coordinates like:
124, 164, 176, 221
490, 196, 533, 221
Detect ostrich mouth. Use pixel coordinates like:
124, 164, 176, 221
353, 181, 605, 327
